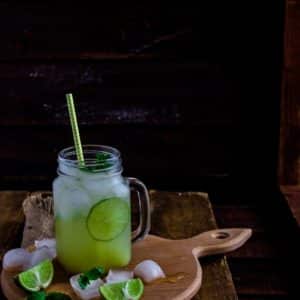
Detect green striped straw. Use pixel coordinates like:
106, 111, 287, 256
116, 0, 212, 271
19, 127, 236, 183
66, 93, 85, 165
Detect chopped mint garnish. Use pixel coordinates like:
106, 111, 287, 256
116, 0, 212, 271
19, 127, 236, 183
27, 291, 46, 300
95, 152, 113, 169
78, 266, 106, 289
81, 152, 113, 173
27, 291, 71, 300
46, 292, 72, 300
96, 152, 111, 161
78, 274, 89, 289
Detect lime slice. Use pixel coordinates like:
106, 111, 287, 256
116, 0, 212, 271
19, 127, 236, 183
99, 281, 126, 300
99, 279, 144, 300
18, 259, 54, 292
123, 279, 144, 300
87, 197, 130, 241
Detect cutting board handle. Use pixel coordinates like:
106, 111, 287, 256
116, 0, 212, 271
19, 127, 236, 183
186, 228, 252, 258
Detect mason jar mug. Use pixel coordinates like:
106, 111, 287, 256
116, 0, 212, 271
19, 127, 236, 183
53, 145, 150, 273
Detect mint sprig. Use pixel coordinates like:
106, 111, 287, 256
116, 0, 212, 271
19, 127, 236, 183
27, 291, 46, 300
78, 266, 106, 289
81, 152, 113, 173
46, 292, 72, 300
27, 291, 71, 300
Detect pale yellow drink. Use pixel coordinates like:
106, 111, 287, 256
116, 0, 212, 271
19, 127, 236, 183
53, 145, 150, 274
55, 206, 131, 273
53, 165, 131, 273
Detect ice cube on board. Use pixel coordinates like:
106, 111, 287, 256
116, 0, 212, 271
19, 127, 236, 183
25, 246, 55, 270
2, 248, 31, 271
105, 269, 133, 284
34, 238, 56, 249
134, 260, 166, 283
34, 238, 57, 258
70, 274, 104, 300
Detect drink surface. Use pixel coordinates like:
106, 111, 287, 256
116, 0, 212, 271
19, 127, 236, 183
53, 168, 131, 273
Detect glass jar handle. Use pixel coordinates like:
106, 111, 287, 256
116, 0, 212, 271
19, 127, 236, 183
128, 177, 151, 242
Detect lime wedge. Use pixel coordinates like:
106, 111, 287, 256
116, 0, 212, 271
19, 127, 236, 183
99, 279, 144, 300
87, 197, 130, 241
18, 259, 54, 292
99, 281, 126, 300
123, 279, 144, 300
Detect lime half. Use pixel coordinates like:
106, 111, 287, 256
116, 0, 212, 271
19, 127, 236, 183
100, 281, 126, 300
18, 259, 54, 292
123, 279, 144, 300
87, 197, 130, 241
99, 279, 144, 300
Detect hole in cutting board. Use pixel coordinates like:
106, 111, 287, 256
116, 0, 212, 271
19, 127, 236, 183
211, 231, 230, 239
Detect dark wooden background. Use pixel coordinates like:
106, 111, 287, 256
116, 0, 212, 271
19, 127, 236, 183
3, 2, 300, 299
280, 0, 300, 185
0, 2, 284, 198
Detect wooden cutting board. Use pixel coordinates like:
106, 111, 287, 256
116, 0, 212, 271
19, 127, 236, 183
1, 228, 251, 300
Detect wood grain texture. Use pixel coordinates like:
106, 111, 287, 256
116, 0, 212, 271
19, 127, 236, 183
0, 2, 283, 192
0, 59, 236, 190
213, 198, 295, 298
0, 3, 274, 60
149, 191, 237, 299
285, 0, 300, 68
0, 126, 232, 191
0, 191, 294, 299
279, 71, 300, 184
280, 185, 300, 227
0, 191, 238, 299
0, 62, 234, 126
229, 259, 289, 297
2, 229, 251, 300
279, 0, 300, 185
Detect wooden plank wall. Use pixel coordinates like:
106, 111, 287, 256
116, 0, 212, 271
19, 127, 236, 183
0, 2, 284, 196
280, 0, 300, 184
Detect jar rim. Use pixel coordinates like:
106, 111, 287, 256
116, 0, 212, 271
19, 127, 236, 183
58, 144, 122, 174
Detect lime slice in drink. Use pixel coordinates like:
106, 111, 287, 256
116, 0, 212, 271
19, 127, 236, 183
87, 197, 130, 241
99, 281, 126, 300
18, 259, 54, 292
123, 279, 144, 300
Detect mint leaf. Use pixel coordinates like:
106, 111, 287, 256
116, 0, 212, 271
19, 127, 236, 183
27, 291, 46, 300
80, 152, 113, 173
46, 292, 71, 300
86, 266, 106, 280
78, 274, 90, 289
78, 266, 106, 289
95, 152, 113, 170
27, 291, 71, 300
96, 152, 111, 161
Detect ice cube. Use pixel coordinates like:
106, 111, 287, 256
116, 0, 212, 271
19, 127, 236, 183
2, 248, 31, 271
81, 175, 129, 202
70, 274, 104, 300
134, 260, 166, 283
80, 176, 112, 200
105, 269, 133, 284
53, 177, 92, 218
25, 246, 54, 270
113, 182, 130, 199
34, 239, 56, 258
59, 163, 82, 177
34, 238, 56, 249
